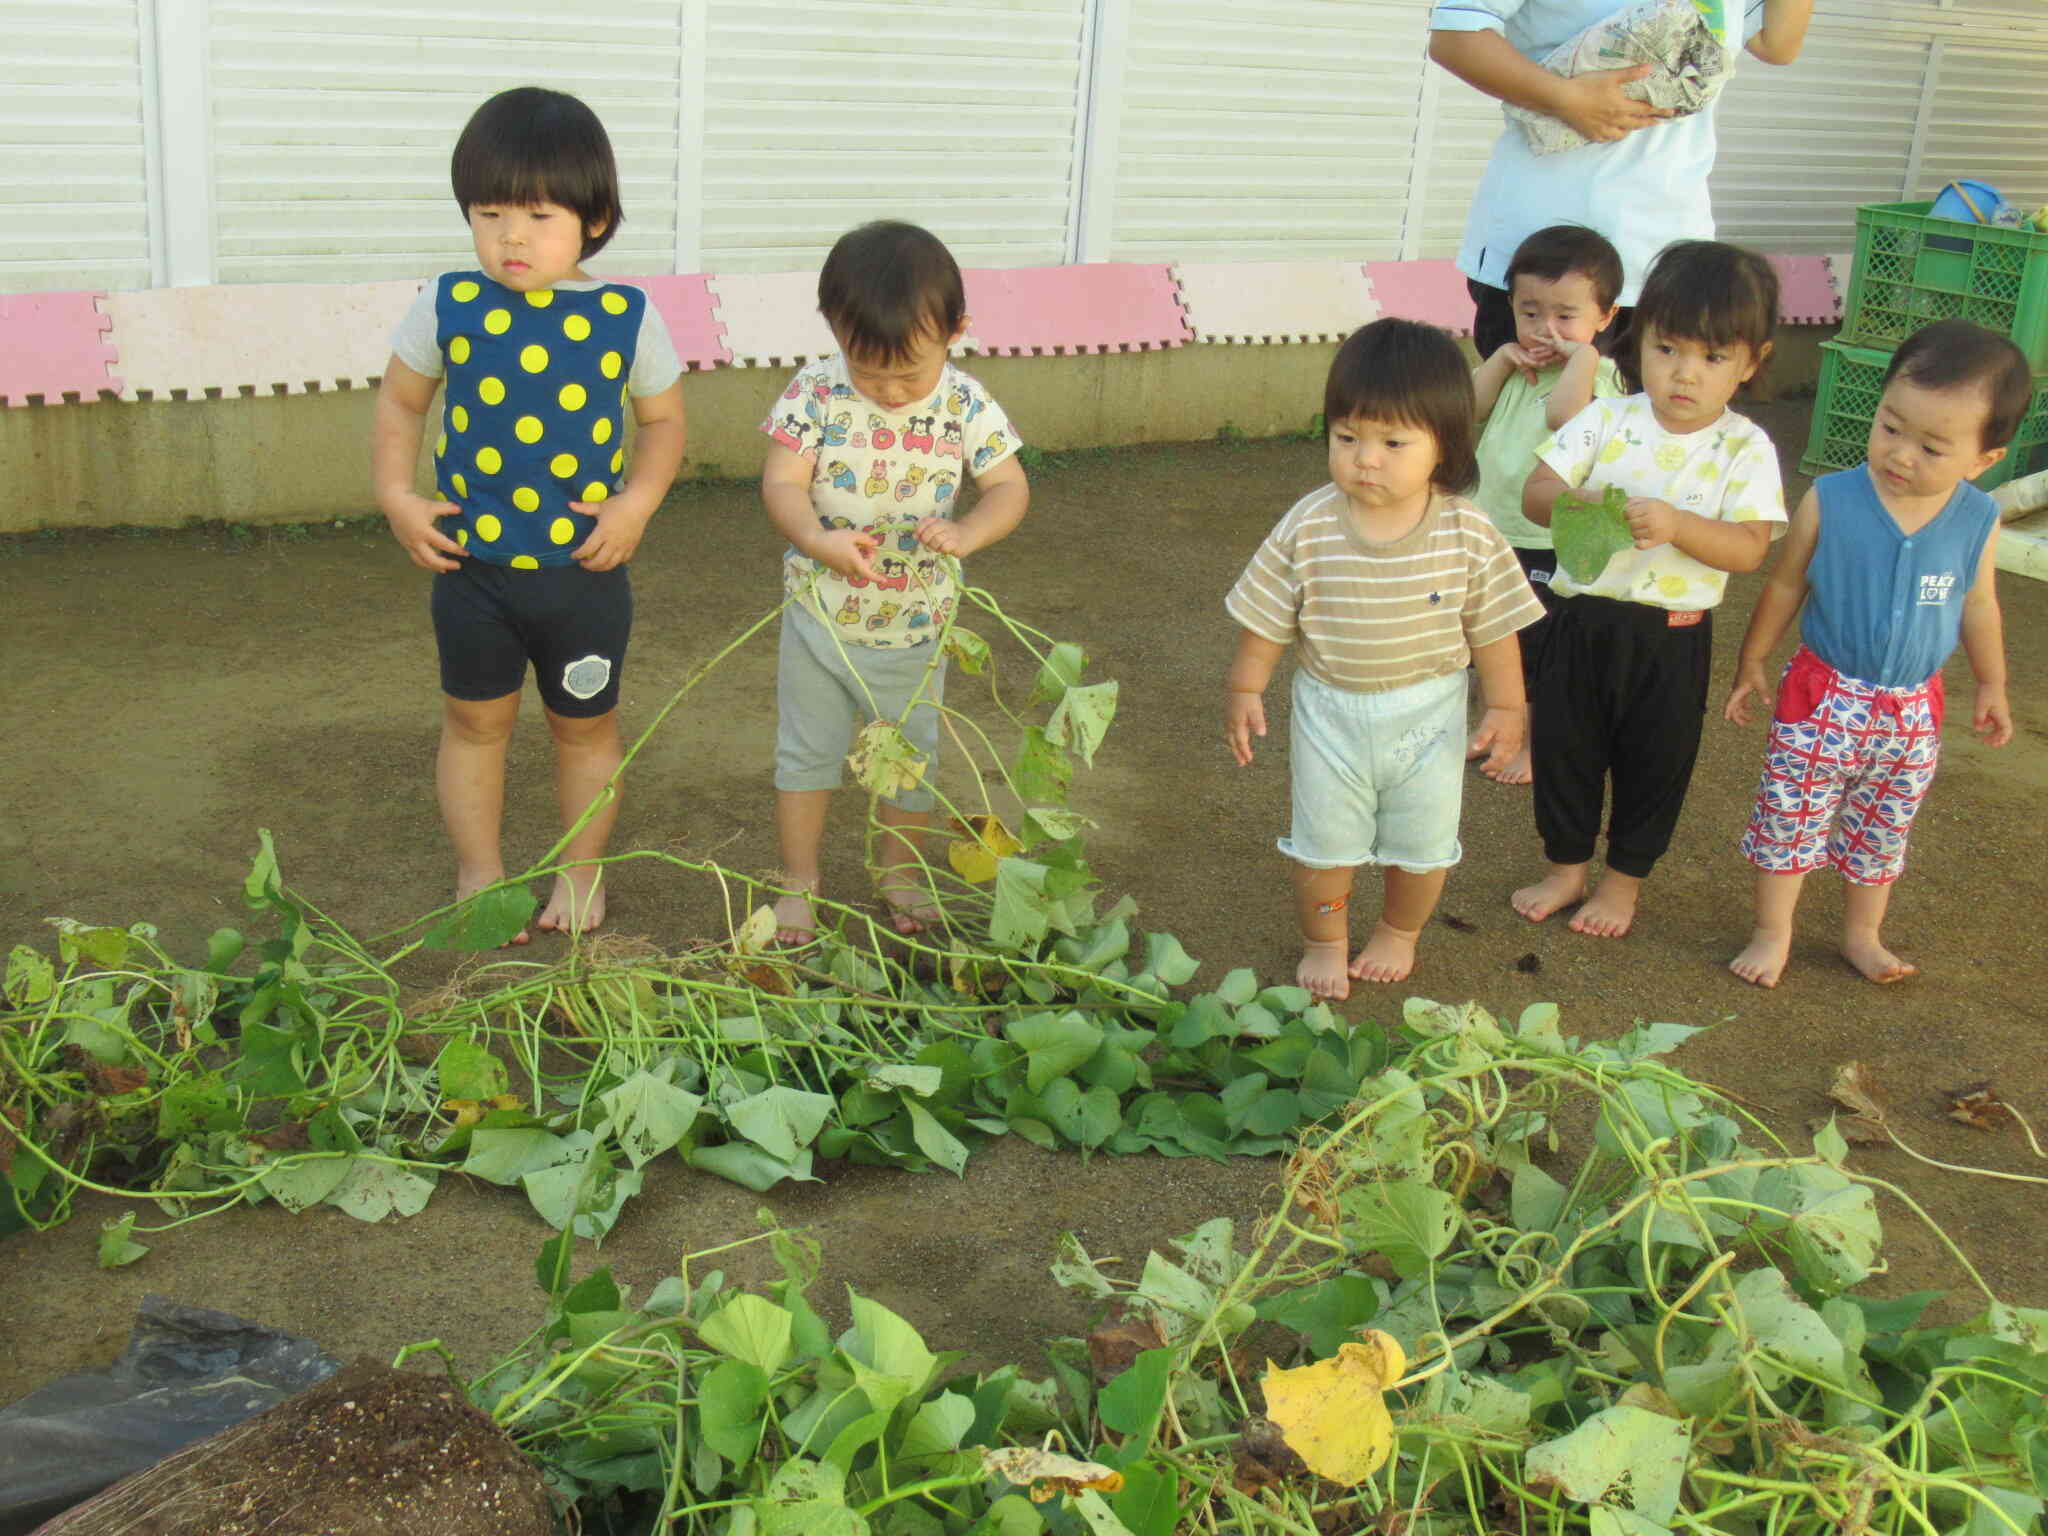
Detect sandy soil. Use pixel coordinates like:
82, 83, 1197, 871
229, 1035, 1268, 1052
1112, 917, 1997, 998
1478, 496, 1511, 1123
3, 401, 2045, 1409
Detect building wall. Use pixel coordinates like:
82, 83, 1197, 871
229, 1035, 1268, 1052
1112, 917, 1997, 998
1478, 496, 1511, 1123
7, 0, 2048, 293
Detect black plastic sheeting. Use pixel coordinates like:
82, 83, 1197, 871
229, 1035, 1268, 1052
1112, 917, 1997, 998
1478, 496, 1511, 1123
0, 1295, 338, 1536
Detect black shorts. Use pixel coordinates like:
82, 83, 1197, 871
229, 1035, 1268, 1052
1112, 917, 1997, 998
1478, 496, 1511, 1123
430, 559, 631, 717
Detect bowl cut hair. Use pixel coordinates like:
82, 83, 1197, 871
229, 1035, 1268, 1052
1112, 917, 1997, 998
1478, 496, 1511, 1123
451, 87, 624, 259
1882, 319, 2035, 451
1506, 224, 1625, 314
1618, 240, 1779, 392
817, 221, 967, 367
1323, 318, 1479, 495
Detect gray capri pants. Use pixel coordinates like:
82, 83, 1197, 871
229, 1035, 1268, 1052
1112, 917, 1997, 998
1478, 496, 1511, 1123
775, 602, 947, 811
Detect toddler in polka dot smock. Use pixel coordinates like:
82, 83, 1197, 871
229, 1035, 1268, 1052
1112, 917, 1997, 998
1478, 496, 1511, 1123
371, 86, 687, 941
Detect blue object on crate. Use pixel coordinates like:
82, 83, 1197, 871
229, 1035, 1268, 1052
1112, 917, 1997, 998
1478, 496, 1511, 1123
1930, 179, 2004, 225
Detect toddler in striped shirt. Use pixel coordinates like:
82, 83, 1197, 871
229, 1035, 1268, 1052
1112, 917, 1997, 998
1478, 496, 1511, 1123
1225, 319, 1546, 999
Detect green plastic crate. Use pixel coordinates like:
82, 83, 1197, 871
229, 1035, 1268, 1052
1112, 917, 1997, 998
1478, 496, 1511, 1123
1839, 200, 2048, 369
1799, 340, 2048, 492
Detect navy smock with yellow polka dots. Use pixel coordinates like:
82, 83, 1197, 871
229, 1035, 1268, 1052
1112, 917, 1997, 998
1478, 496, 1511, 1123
431, 271, 643, 568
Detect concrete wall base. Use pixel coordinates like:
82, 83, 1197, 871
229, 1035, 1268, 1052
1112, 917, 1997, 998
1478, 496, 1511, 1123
0, 328, 1830, 534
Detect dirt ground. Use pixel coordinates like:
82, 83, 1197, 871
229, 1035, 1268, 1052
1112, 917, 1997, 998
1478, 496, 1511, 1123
4, 401, 2046, 1412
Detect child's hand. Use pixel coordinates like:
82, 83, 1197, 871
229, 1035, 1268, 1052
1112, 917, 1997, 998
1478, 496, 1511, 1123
1624, 497, 1682, 549
1723, 659, 1772, 725
1492, 340, 1546, 382
570, 495, 655, 571
1974, 683, 2014, 747
381, 490, 465, 572
1225, 690, 1266, 767
810, 527, 880, 580
915, 516, 966, 557
1468, 706, 1524, 777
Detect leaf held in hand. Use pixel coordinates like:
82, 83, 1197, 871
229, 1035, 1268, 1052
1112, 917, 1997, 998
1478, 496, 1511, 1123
1551, 484, 1633, 585
1261, 1330, 1407, 1484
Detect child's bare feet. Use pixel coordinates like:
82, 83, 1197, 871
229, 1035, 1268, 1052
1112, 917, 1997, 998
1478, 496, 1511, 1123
457, 872, 529, 946
1729, 927, 1792, 987
879, 877, 943, 937
1568, 873, 1639, 938
1481, 746, 1533, 786
1512, 867, 1585, 922
1297, 937, 1350, 1000
771, 884, 818, 947
536, 866, 606, 935
1348, 921, 1420, 984
1842, 933, 1917, 984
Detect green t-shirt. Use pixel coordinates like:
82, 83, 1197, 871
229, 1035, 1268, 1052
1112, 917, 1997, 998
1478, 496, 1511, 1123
1471, 356, 1625, 549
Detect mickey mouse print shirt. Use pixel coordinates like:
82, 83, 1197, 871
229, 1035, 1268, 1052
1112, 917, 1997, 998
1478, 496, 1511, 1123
764, 355, 1020, 648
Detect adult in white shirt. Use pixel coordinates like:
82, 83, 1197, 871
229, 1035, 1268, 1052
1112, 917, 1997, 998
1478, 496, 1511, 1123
1428, 0, 1812, 357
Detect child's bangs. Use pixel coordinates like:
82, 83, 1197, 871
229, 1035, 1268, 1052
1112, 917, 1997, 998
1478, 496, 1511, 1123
1636, 289, 1771, 353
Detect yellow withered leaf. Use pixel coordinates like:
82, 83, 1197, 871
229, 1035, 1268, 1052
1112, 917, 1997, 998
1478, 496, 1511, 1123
946, 814, 1023, 884
980, 1445, 1125, 1502
1261, 1330, 1407, 1485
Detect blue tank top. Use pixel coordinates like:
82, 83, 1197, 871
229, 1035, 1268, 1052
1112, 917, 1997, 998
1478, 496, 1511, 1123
1801, 467, 1996, 688
430, 272, 645, 568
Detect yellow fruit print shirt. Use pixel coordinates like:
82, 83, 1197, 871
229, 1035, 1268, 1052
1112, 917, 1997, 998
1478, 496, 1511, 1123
1539, 393, 1785, 610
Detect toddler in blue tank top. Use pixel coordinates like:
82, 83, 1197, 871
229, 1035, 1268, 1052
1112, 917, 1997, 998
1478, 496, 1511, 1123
1724, 320, 2026, 987
371, 88, 687, 941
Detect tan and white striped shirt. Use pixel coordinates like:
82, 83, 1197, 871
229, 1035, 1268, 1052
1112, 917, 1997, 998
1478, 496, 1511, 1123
1226, 486, 1543, 694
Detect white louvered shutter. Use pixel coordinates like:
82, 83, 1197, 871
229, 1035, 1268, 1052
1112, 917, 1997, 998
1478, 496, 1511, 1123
1, 1, 151, 291
207, 2, 683, 283
1100, 0, 1433, 262
697, 0, 1089, 273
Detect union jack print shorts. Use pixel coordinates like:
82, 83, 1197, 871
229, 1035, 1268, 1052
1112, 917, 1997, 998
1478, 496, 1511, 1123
1738, 648, 1943, 885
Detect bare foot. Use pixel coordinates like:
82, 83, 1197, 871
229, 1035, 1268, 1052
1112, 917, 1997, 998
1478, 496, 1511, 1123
1297, 937, 1350, 1000
1842, 933, 1917, 984
1348, 922, 1420, 984
536, 867, 605, 935
1729, 928, 1792, 987
771, 888, 817, 948
879, 879, 943, 937
457, 873, 528, 946
1481, 746, 1533, 786
1512, 868, 1585, 923
1568, 873, 1639, 938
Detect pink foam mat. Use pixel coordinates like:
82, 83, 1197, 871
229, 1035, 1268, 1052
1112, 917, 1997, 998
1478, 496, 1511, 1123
1772, 255, 1841, 326
0, 291, 121, 405
622, 273, 729, 370
1363, 260, 1476, 335
103, 281, 421, 400
707, 272, 837, 369
962, 263, 1190, 356
1171, 261, 1378, 344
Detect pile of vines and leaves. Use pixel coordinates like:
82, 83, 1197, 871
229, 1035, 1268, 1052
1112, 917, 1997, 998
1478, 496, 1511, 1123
4, 578, 1371, 1257
399, 1000, 2047, 1535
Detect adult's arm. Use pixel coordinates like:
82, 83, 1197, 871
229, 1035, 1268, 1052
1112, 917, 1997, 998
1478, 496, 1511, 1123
1745, 0, 1813, 65
1427, 28, 1668, 143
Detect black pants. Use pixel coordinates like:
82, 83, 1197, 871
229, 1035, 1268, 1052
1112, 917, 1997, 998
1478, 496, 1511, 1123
1531, 595, 1712, 879
1467, 278, 1633, 364
1512, 545, 1563, 694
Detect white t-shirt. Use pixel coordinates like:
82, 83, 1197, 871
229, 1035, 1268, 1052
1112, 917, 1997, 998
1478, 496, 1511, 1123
1538, 392, 1785, 609
1427, 0, 1766, 305
390, 277, 682, 398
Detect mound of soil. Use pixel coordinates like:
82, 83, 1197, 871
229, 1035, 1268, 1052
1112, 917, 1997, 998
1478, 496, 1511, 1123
36, 1360, 552, 1536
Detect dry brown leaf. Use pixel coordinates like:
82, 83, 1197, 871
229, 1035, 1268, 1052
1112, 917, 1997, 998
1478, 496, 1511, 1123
1087, 1313, 1167, 1383
1947, 1082, 2011, 1131
1830, 1062, 1889, 1121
